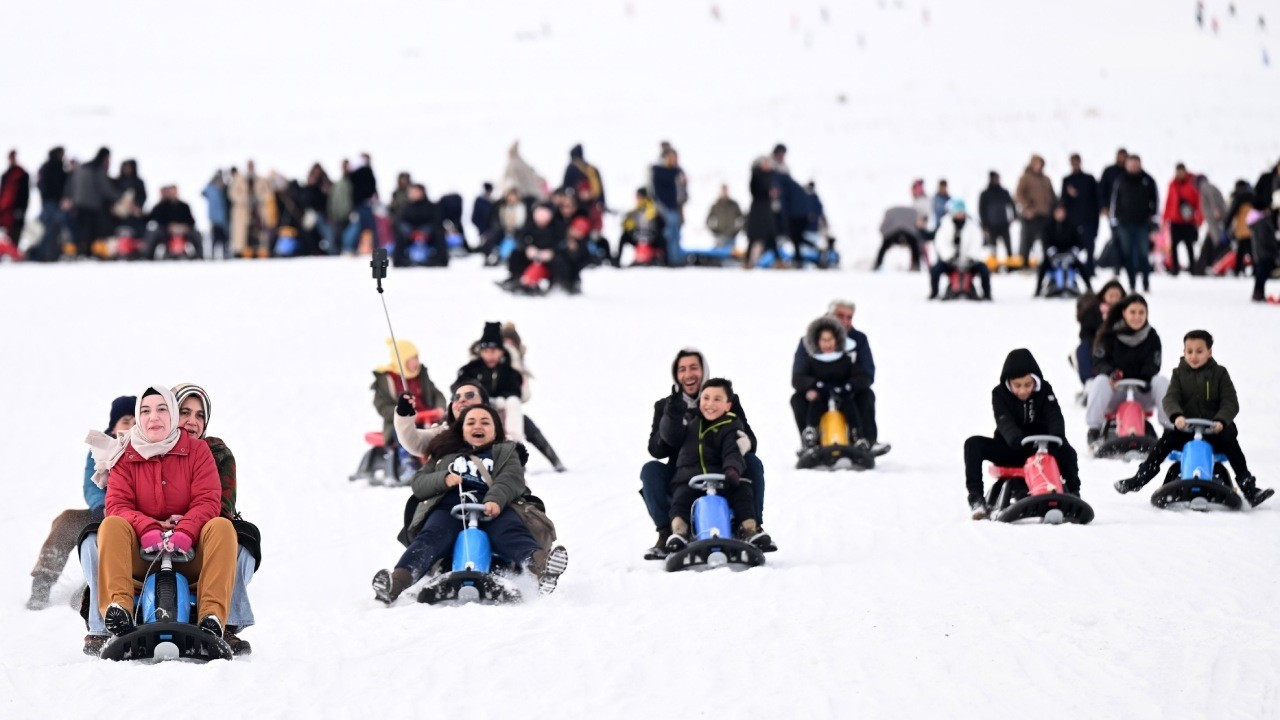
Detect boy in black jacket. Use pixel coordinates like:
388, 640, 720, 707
659, 378, 769, 550
963, 349, 1081, 519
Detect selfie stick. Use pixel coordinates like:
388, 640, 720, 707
370, 248, 407, 380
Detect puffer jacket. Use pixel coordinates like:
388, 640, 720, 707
1092, 323, 1162, 382
105, 430, 221, 541
991, 348, 1066, 446
406, 442, 526, 541
1162, 357, 1239, 427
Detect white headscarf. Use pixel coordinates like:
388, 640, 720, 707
85, 384, 182, 488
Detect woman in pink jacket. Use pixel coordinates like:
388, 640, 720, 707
92, 385, 236, 642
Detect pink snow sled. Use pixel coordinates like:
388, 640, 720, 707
986, 435, 1094, 524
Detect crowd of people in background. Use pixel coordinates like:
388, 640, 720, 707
874, 150, 1280, 302
0, 141, 834, 280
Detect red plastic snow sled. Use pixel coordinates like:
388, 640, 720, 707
1092, 379, 1157, 460
986, 435, 1094, 524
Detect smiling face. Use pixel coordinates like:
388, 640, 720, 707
462, 410, 497, 447
110, 414, 135, 437
1123, 301, 1147, 330
178, 395, 207, 438
699, 386, 732, 421
818, 329, 838, 354
675, 355, 704, 397
138, 394, 172, 442
1183, 339, 1212, 369
1009, 375, 1036, 401
451, 384, 482, 419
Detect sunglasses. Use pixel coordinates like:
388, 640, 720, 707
451, 391, 479, 402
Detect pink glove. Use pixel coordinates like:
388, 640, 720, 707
140, 529, 164, 552
169, 531, 194, 555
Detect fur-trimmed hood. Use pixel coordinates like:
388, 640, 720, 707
803, 316, 849, 358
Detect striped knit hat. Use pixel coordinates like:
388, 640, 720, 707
171, 383, 212, 438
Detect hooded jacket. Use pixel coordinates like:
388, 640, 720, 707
1163, 357, 1239, 427
991, 349, 1066, 447
662, 409, 746, 487
791, 317, 868, 393
978, 183, 1015, 229
1092, 322, 1162, 382
646, 349, 758, 465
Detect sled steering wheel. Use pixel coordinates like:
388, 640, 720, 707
1183, 418, 1218, 434
689, 473, 726, 490
451, 502, 493, 521
1021, 435, 1062, 451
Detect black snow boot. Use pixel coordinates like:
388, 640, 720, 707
1115, 455, 1162, 494
1238, 476, 1275, 508
372, 568, 414, 605
525, 418, 566, 472
969, 498, 989, 520
644, 527, 672, 560
104, 603, 135, 637
801, 427, 819, 451
224, 626, 253, 656
198, 614, 224, 640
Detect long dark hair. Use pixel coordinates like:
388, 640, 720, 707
1095, 293, 1148, 347
423, 404, 505, 462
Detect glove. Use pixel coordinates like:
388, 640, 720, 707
735, 430, 752, 456
169, 531, 194, 555
395, 393, 415, 417
723, 467, 741, 487
140, 529, 164, 553
450, 457, 469, 476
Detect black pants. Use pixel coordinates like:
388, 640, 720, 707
791, 387, 877, 443
787, 216, 813, 265
670, 480, 756, 527
1253, 257, 1275, 300
1019, 216, 1050, 264
1134, 424, 1250, 485
1168, 223, 1199, 275
1077, 225, 1098, 273
803, 386, 861, 430
930, 260, 991, 298
984, 225, 1013, 257
874, 231, 921, 270
963, 435, 1080, 503
1234, 237, 1252, 276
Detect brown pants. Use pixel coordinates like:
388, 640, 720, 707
97, 515, 236, 625
31, 507, 100, 578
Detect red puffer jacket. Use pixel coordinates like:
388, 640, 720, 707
1164, 177, 1204, 226
105, 430, 222, 542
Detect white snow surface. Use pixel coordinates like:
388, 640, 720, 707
3, 1, 1280, 718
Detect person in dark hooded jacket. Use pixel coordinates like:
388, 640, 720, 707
963, 349, 1080, 518
639, 348, 769, 558
457, 322, 526, 440
792, 316, 871, 450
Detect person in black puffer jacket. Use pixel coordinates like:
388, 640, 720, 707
1084, 294, 1172, 441
457, 323, 526, 440
791, 316, 871, 450
963, 349, 1080, 518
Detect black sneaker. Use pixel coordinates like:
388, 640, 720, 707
1239, 476, 1274, 508
83, 634, 109, 657
223, 626, 252, 656
104, 603, 135, 636
372, 569, 395, 605
1114, 477, 1142, 494
198, 614, 224, 640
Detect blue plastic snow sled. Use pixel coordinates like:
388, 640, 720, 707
99, 535, 233, 662
1150, 418, 1242, 511
417, 502, 522, 604
1039, 252, 1082, 299
665, 474, 766, 572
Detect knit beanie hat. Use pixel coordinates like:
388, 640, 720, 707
478, 322, 504, 349
106, 395, 137, 433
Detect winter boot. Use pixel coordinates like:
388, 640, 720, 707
666, 517, 691, 551
1115, 455, 1162, 494
1238, 475, 1275, 508
969, 498, 989, 520
104, 602, 135, 637
372, 568, 414, 605
528, 546, 569, 596
736, 519, 772, 550
526, 420, 567, 472
801, 427, 819, 451
26, 573, 57, 610
83, 634, 109, 657
198, 614, 224, 640
223, 626, 253, 656
644, 527, 672, 560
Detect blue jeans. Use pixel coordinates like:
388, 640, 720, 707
81, 534, 256, 635
639, 454, 766, 529
397, 503, 539, 580
659, 206, 683, 265
1115, 223, 1150, 290
37, 205, 70, 261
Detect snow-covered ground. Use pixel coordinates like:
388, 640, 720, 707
3, 1, 1280, 718
1, 259, 1278, 719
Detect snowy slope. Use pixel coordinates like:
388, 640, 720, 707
1, 259, 1278, 719
1, 0, 1277, 261
2, 1, 1280, 718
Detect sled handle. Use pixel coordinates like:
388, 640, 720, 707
451, 502, 492, 521
689, 474, 726, 491
1021, 435, 1062, 451
1114, 378, 1148, 392
1183, 418, 1218, 435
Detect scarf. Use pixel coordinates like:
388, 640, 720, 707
85, 384, 182, 489
1113, 321, 1152, 348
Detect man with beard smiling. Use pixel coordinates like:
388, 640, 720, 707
639, 348, 772, 559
